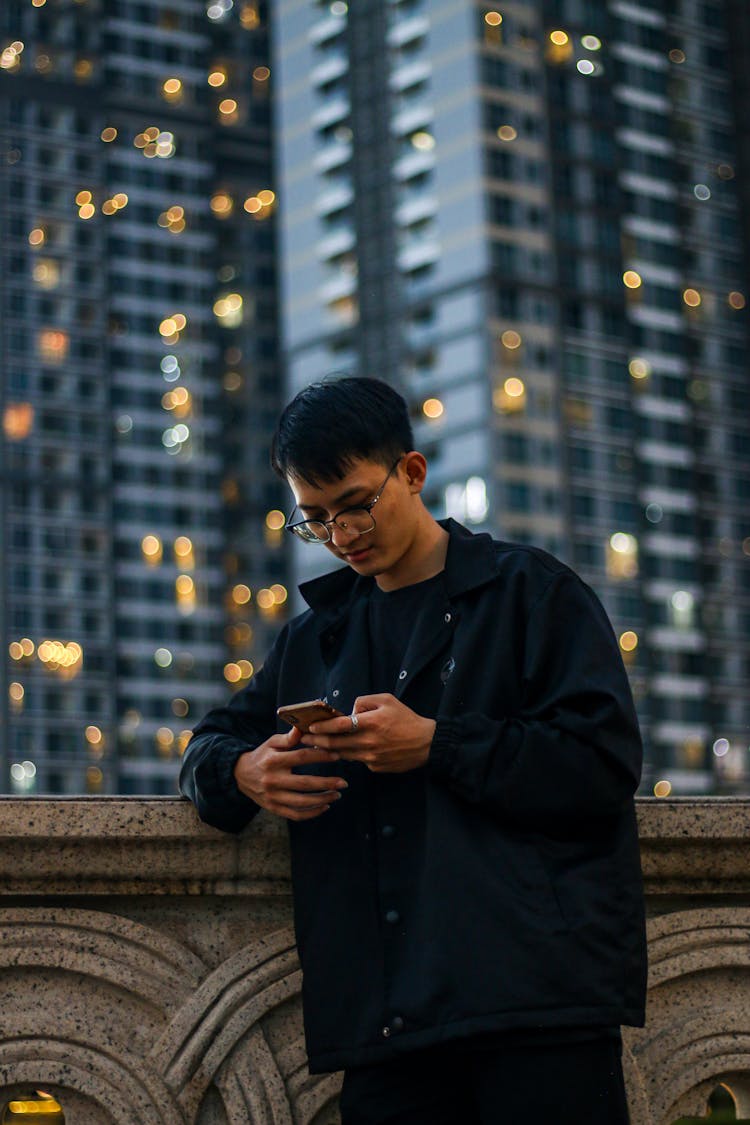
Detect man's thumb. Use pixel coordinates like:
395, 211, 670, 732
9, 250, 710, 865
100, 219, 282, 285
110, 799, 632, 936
285, 724, 302, 745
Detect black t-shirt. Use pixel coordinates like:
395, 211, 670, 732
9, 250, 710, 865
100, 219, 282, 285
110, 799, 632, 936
368, 572, 445, 694
366, 572, 620, 1050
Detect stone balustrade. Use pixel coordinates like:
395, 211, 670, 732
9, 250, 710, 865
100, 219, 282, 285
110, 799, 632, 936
0, 797, 748, 1124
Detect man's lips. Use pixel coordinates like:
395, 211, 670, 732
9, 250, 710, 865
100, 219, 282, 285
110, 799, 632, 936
344, 545, 372, 563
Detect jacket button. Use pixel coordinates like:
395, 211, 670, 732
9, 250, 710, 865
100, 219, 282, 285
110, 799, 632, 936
385, 909, 400, 925
444, 612, 451, 623
398, 670, 407, 681
382, 825, 396, 839
331, 689, 340, 698
392, 1016, 404, 1031
382, 1026, 391, 1038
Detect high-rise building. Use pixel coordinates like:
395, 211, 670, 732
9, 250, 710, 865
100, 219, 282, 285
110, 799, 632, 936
3, 0, 748, 797
273, 0, 750, 794
0, 0, 286, 794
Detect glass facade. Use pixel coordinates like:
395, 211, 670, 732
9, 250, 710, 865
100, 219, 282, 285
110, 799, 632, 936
273, 0, 750, 794
2, 0, 748, 796
0, 0, 286, 794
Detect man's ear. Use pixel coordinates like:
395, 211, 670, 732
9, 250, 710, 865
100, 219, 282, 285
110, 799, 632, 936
402, 451, 427, 492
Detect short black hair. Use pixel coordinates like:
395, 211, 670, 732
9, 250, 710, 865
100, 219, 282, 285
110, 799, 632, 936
271, 376, 414, 485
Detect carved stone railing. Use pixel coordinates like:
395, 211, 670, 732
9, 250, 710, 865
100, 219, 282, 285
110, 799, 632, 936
0, 797, 749, 1124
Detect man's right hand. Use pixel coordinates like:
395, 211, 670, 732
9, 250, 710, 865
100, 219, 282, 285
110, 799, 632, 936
233, 726, 348, 821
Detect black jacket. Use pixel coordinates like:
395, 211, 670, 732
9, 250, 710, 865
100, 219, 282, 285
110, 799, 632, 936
179, 520, 647, 1073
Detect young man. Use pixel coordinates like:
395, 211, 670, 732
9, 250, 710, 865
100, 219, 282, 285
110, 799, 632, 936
180, 377, 647, 1125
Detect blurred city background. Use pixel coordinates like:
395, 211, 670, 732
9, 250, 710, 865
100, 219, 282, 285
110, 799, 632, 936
0, 0, 748, 799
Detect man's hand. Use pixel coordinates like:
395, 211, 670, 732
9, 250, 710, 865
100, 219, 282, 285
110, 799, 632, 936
233, 726, 347, 821
302, 694, 436, 774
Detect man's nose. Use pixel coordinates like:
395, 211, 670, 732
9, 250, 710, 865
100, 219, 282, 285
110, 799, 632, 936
329, 520, 360, 546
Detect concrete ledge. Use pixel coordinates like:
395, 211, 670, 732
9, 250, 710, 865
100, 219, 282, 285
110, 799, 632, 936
0, 797, 291, 895
2, 795, 749, 895
637, 796, 750, 895
0, 797, 748, 1123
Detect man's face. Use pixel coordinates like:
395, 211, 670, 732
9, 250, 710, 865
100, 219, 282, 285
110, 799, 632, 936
288, 455, 422, 580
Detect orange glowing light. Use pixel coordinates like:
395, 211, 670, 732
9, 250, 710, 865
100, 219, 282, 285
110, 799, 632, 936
3, 402, 34, 440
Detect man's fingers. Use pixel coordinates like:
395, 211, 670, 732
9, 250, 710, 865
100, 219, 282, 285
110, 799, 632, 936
301, 732, 336, 750
307, 715, 359, 736
272, 788, 342, 809
268, 726, 302, 749
301, 732, 368, 752
276, 803, 334, 822
280, 745, 340, 765
294, 774, 348, 792
352, 693, 392, 712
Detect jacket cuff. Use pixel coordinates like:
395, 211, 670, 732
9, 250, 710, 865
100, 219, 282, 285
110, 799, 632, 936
215, 743, 256, 807
193, 741, 260, 824
427, 714, 522, 812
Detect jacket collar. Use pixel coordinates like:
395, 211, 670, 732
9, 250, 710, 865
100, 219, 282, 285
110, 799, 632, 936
298, 518, 499, 623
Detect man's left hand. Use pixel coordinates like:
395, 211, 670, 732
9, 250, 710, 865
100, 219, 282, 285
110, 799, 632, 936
302, 693, 435, 773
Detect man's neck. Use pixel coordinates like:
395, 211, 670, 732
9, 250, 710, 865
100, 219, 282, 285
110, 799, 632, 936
375, 518, 449, 592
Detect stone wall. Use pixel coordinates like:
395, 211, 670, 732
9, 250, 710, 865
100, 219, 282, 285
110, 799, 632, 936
0, 797, 748, 1123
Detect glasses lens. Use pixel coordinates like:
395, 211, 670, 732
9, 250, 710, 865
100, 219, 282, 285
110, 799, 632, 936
335, 509, 375, 535
293, 520, 330, 543
290, 508, 376, 544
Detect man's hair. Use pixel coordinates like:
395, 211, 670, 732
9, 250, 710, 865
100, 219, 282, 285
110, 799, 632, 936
271, 376, 414, 484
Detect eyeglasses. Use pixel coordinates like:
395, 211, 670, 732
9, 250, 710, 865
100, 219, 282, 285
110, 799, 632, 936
285, 458, 403, 544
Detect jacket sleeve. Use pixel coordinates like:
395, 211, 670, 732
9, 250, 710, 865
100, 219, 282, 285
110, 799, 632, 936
178, 625, 289, 833
427, 572, 642, 832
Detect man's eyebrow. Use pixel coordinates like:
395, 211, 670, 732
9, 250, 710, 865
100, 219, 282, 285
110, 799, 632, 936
299, 482, 371, 513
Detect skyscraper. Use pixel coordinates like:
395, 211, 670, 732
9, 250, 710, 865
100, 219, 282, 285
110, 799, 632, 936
1, 0, 286, 794
272, 0, 750, 794
3, 0, 748, 797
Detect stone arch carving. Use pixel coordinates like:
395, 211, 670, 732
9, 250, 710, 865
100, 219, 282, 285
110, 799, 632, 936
623, 908, 750, 1125
0, 909, 335, 1123
0, 907, 205, 1123
212, 1023, 342, 1125
153, 929, 300, 1087
152, 927, 337, 1121
215, 1025, 295, 1125
0, 1039, 181, 1124
622, 1038, 654, 1125
0, 907, 206, 1008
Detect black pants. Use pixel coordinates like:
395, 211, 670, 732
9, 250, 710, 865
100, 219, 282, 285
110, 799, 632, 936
339, 1037, 629, 1125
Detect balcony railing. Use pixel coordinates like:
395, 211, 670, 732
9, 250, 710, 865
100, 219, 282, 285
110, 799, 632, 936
0, 797, 748, 1124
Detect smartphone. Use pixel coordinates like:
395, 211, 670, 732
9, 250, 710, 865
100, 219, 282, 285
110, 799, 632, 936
277, 699, 344, 733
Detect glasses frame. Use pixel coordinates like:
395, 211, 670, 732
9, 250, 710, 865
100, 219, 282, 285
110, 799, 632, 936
285, 457, 403, 544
